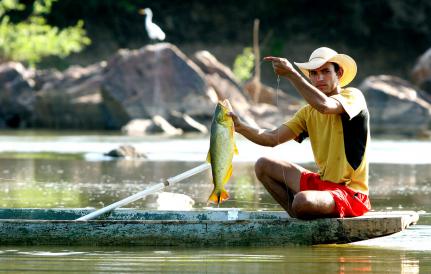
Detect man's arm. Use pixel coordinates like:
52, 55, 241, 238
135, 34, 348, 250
264, 56, 344, 115
230, 112, 296, 147
287, 72, 344, 114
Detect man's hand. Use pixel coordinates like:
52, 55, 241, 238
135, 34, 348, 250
263, 56, 298, 77
228, 111, 243, 133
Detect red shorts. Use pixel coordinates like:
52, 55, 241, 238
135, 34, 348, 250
300, 171, 371, 218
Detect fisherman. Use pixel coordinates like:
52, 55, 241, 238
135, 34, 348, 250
230, 47, 371, 219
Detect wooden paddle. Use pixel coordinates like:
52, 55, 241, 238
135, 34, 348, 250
76, 163, 210, 221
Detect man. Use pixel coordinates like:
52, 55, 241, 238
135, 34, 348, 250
231, 47, 371, 219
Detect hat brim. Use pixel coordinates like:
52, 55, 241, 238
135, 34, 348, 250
294, 54, 357, 87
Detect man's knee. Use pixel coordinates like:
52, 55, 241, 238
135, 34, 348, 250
292, 191, 320, 219
291, 192, 315, 218
254, 157, 272, 180
292, 191, 337, 219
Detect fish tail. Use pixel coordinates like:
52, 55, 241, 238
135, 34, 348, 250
219, 189, 229, 203
207, 188, 230, 205
207, 190, 219, 205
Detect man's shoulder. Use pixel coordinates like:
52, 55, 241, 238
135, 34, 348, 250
333, 87, 368, 119
342, 87, 363, 96
339, 87, 367, 105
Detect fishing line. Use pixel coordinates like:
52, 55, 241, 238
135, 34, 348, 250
274, 74, 288, 186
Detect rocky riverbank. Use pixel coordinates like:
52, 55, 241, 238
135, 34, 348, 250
1, 43, 431, 137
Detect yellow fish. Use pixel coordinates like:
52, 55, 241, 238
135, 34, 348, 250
206, 99, 238, 205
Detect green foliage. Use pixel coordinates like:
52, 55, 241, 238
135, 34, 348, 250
0, 0, 91, 66
232, 47, 255, 83
0, 0, 24, 16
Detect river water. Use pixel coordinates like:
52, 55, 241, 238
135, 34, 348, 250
0, 131, 430, 273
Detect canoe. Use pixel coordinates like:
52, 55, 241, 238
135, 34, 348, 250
0, 208, 419, 246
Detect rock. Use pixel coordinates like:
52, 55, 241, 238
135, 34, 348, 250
105, 145, 147, 158
193, 50, 258, 128
420, 80, 431, 94
244, 79, 301, 107
0, 62, 35, 128
31, 44, 224, 131
360, 75, 431, 135
32, 62, 108, 129
152, 115, 183, 135
167, 110, 208, 133
122, 116, 183, 136
193, 50, 243, 91
412, 48, 431, 92
204, 73, 250, 112
249, 103, 289, 129
101, 43, 215, 125
156, 192, 195, 210
32, 69, 62, 91
244, 80, 302, 128
122, 119, 160, 135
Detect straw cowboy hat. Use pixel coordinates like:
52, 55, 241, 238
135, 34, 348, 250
294, 47, 357, 87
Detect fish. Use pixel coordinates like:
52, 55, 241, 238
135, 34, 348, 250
206, 99, 238, 205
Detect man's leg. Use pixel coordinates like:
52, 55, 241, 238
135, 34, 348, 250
254, 157, 305, 217
254, 157, 338, 219
292, 191, 338, 219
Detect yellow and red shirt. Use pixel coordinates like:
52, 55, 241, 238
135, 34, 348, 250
284, 87, 370, 194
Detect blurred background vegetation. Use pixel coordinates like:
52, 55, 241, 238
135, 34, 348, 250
1, 0, 431, 84
0, 0, 90, 66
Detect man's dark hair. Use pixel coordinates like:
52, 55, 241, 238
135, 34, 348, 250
331, 62, 340, 73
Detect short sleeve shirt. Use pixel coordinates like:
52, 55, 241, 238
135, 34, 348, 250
284, 88, 370, 194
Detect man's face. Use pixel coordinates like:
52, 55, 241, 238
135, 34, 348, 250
309, 63, 342, 95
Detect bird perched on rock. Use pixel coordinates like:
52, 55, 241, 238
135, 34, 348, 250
139, 8, 166, 41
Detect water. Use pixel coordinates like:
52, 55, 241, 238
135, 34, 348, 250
1, 245, 430, 273
0, 130, 431, 273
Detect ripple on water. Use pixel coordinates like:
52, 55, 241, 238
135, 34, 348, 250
351, 225, 431, 250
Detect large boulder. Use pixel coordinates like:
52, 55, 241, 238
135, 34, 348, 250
360, 75, 431, 136
32, 62, 108, 129
245, 80, 302, 124
0, 62, 35, 128
412, 48, 431, 93
193, 50, 258, 127
0, 44, 305, 132
101, 43, 215, 128
193, 50, 243, 92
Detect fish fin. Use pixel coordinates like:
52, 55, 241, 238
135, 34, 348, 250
219, 189, 230, 203
222, 164, 233, 184
234, 142, 239, 155
206, 151, 211, 163
207, 189, 230, 205
207, 190, 220, 205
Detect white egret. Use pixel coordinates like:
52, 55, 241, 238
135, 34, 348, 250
139, 8, 166, 41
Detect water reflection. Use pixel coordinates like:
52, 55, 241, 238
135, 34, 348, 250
400, 255, 420, 274
1, 133, 431, 272
1, 158, 431, 215
369, 164, 431, 213
0, 246, 428, 273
